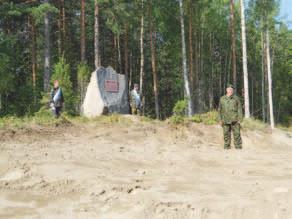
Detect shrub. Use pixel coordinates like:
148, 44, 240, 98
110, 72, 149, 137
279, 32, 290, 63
173, 99, 187, 116
77, 63, 91, 113
170, 99, 188, 124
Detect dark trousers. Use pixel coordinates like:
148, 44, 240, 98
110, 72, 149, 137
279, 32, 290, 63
53, 107, 62, 118
222, 122, 242, 149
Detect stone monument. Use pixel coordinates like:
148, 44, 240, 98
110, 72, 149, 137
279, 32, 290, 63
82, 66, 129, 117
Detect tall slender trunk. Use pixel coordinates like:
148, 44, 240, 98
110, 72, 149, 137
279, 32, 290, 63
209, 33, 214, 110
61, 0, 65, 36
29, 16, 37, 90
266, 29, 275, 129
43, 0, 51, 92
179, 0, 192, 116
139, 0, 145, 114
94, 1, 100, 68
124, 24, 129, 91
198, 29, 204, 112
149, 0, 159, 119
188, 0, 194, 101
117, 35, 122, 73
230, 0, 237, 91
261, 30, 266, 122
129, 52, 133, 90
60, 0, 65, 56
240, 0, 250, 118
80, 0, 86, 62
57, 0, 63, 56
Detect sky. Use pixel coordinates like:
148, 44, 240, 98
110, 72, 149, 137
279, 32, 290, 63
279, 0, 292, 28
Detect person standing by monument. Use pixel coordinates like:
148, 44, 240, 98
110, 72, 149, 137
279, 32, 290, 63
130, 83, 141, 115
50, 80, 64, 118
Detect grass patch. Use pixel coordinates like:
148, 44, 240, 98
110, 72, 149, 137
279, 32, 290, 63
190, 111, 218, 125
170, 111, 219, 125
91, 113, 133, 125
241, 118, 268, 130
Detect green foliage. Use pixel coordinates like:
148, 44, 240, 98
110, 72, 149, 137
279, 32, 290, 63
30, 3, 58, 24
77, 63, 91, 82
51, 58, 76, 115
169, 100, 188, 124
0, 0, 291, 126
190, 111, 219, 125
173, 99, 187, 116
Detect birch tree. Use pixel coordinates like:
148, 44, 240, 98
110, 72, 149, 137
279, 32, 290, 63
240, 0, 250, 118
179, 0, 192, 116
266, 29, 275, 129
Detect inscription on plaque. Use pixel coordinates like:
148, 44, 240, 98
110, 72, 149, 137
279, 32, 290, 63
105, 80, 119, 92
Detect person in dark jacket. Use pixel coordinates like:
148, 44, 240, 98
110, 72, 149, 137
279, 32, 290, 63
50, 80, 64, 118
218, 84, 243, 149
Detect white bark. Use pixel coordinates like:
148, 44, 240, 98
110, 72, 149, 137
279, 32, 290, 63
179, 0, 193, 116
266, 30, 275, 129
240, 0, 250, 118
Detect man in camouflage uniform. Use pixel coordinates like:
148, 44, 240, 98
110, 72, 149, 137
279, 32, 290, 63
218, 84, 243, 149
130, 83, 141, 115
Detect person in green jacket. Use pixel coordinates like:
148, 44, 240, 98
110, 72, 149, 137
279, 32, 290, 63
219, 84, 243, 149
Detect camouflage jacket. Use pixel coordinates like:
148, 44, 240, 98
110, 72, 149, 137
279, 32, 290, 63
218, 95, 243, 124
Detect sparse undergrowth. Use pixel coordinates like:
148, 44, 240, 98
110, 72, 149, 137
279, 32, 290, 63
0, 110, 288, 133
0, 112, 134, 129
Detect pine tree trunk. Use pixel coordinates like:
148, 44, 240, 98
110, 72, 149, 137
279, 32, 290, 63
124, 24, 129, 91
117, 35, 122, 73
43, 0, 51, 92
240, 0, 250, 118
94, 1, 100, 69
57, 0, 63, 56
80, 0, 86, 62
149, 0, 159, 119
179, 0, 192, 116
209, 33, 214, 110
139, 0, 145, 114
230, 0, 237, 91
114, 36, 118, 70
56, 0, 65, 56
266, 29, 275, 129
29, 16, 37, 90
198, 29, 204, 112
261, 30, 266, 122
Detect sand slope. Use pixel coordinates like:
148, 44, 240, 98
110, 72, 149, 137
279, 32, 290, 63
0, 117, 292, 219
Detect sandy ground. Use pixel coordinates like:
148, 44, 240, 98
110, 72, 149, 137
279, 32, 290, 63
1, 117, 292, 219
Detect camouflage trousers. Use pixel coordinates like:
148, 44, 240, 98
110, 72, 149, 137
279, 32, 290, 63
222, 122, 242, 149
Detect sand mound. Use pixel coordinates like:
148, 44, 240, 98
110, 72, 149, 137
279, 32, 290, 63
0, 118, 292, 219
